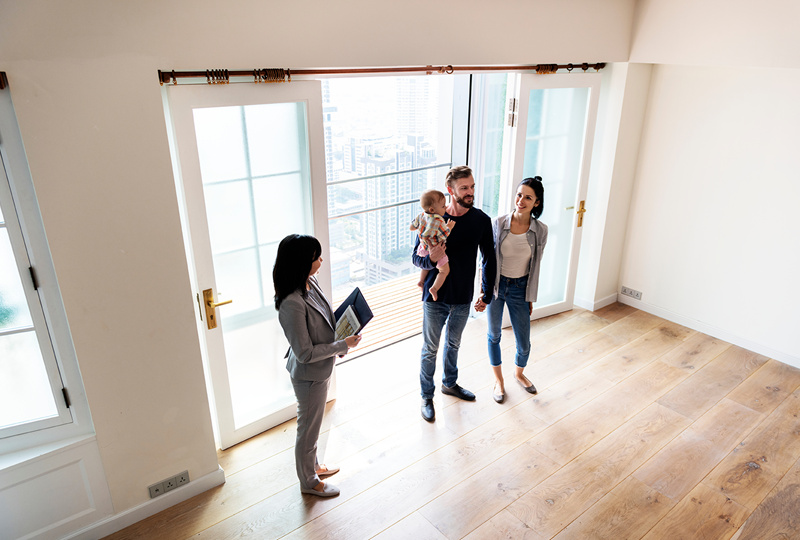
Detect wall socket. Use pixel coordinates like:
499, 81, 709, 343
621, 286, 642, 300
148, 470, 190, 499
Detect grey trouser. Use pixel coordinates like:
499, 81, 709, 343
290, 376, 331, 489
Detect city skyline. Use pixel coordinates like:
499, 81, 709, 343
323, 76, 453, 294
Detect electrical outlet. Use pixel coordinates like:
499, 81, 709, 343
164, 476, 178, 493
149, 470, 189, 498
621, 286, 642, 301
176, 470, 190, 487
148, 482, 165, 498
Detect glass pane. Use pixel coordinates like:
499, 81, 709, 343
0, 230, 33, 330
479, 74, 509, 218
204, 180, 255, 254
193, 106, 248, 184
253, 172, 310, 245
214, 248, 260, 316
523, 88, 590, 307
192, 101, 314, 430
246, 103, 304, 177
0, 330, 58, 429
322, 76, 454, 298
323, 76, 451, 183
259, 244, 279, 307
327, 169, 440, 219
222, 317, 294, 430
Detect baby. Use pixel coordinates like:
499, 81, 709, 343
409, 189, 455, 301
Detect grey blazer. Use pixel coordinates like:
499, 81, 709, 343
278, 277, 348, 382
492, 213, 548, 302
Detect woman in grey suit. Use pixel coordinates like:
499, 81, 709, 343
274, 234, 361, 498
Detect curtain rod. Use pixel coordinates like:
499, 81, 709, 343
157, 63, 605, 85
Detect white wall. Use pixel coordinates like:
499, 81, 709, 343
0, 0, 637, 522
630, 0, 800, 69
576, 62, 652, 310
620, 63, 800, 364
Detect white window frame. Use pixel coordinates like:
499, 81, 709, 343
0, 85, 92, 455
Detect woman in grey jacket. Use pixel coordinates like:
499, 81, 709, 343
486, 177, 547, 403
274, 234, 361, 497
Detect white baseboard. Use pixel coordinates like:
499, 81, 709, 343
62, 466, 226, 540
574, 293, 618, 312
616, 295, 800, 369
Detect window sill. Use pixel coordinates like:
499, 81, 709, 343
0, 434, 97, 472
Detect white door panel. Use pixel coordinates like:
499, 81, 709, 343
167, 82, 331, 449
505, 73, 601, 324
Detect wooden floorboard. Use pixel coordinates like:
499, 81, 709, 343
103, 303, 800, 540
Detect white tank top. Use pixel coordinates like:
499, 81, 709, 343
500, 232, 531, 278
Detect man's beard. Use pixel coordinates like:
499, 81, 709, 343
455, 195, 474, 209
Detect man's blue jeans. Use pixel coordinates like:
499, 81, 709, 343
486, 274, 531, 368
420, 302, 470, 399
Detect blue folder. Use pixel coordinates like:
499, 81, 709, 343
334, 287, 374, 335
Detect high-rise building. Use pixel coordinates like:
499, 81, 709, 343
325, 77, 444, 289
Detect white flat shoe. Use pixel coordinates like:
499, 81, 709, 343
300, 482, 340, 497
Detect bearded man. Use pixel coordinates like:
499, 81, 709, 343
411, 165, 497, 422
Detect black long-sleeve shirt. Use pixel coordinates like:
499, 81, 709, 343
411, 207, 496, 305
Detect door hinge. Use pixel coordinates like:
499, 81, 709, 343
577, 200, 587, 227
29, 266, 39, 289
62, 387, 71, 408
507, 98, 518, 126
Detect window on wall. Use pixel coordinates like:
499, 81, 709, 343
0, 88, 88, 452
322, 76, 456, 298
0, 151, 71, 440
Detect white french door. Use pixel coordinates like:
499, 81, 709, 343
506, 73, 601, 321
167, 82, 330, 449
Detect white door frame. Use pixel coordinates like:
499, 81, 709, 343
508, 72, 602, 321
165, 82, 331, 449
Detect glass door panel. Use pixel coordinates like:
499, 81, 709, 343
168, 82, 328, 449
511, 74, 601, 320
522, 87, 589, 306
192, 102, 311, 430
472, 73, 514, 219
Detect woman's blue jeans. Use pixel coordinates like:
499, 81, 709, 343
487, 274, 531, 368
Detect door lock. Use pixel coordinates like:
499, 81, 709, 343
203, 288, 232, 330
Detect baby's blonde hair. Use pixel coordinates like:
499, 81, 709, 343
420, 189, 446, 213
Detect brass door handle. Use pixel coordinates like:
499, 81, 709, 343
577, 200, 587, 227
203, 288, 232, 329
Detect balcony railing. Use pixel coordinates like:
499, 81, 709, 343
333, 273, 423, 362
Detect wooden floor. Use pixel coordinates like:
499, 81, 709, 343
104, 303, 800, 540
